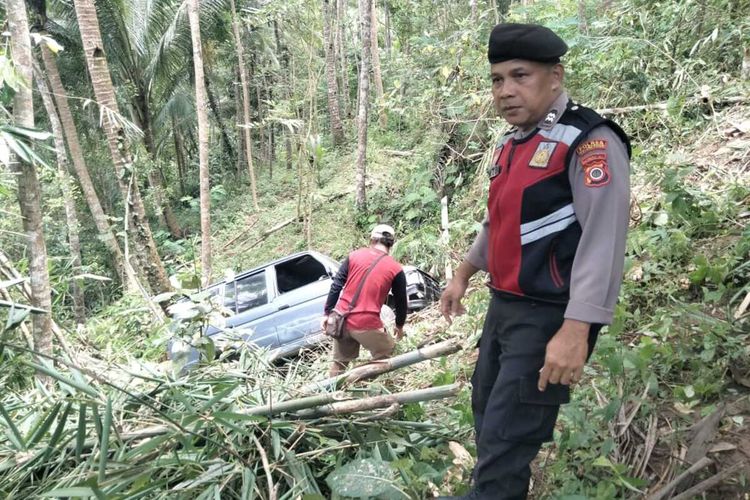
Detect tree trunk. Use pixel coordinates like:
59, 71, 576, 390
470, 0, 478, 23
355, 0, 372, 210
230, 0, 260, 209
204, 70, 236, 166
72, 0, 170, 293
383, 0, 392, 54
255, 69, 267, 172
234, 66, 245, 176
135, 91, 183, 239
268, 84, 275, 179
491, 0, 501, 23
578, 0, 588, 34
323, 0, 346, 145
172, 115, 187, 199
187, 0, 212, 287
34, 63, 86, 325
336, 0, 351, 118
39, 47, 138, 291
370, 0, 386, 128
8, 0, 54, 369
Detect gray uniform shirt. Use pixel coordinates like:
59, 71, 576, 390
466, 92, 630, 325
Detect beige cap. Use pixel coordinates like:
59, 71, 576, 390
370, 224, 396, 239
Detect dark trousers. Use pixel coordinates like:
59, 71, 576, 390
470, 292, 600, 500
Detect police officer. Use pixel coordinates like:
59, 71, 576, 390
438, 23, 631, 499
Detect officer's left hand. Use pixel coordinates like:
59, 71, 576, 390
538, 319, 589, 391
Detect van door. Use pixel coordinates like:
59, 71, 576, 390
271, 253, 332, 349
222, 269, 280, 350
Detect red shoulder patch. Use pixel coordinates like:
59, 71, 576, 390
581, 153, 610, 187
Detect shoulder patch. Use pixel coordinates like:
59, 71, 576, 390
576, 139, 607, 157
581, 153, 610, 187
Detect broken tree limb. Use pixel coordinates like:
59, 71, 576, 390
219, 217, 259, 251
669, 461, 746, 500
294, 383, 461, 418
597, 96, 747, 115
300, 339, 461, 393
647, 456, 712, 500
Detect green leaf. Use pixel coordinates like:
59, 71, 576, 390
76, 404, 87, 460
326, 458, 394, 498
4, 305, 30, 332
43, 402, 73, 462
40, 487, 99, 497
98, 398, 112, 482
26, 402, 62, 448
24, 361, 99, 397
0, 402, 26, 450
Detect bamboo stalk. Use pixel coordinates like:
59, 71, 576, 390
242, 392, 349, 417
295, 383, 461, 418
301, 339, 461, 393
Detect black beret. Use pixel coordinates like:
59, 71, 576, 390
488, 23, 568, 64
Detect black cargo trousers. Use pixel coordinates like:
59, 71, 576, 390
470, 291, 600, 499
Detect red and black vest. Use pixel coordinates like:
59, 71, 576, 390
488, 101, 631, 302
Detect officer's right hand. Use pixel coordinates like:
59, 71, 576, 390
440, 277, 469, 324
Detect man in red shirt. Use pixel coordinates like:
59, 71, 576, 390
323, 224, 408, 376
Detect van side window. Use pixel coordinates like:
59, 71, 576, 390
275, 255, 328, 294
235, 271, 268, 313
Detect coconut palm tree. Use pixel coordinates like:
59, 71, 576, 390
8, 0, 54, 372
72, 0, 171, 293
187, 0, 213, 285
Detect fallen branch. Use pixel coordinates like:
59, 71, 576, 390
597, 96, 747, 115
219, 217, 259, 251
647, 456, 712, 500
295, 383, 461, 418
300, 339, 461, 393
669, 461, 746, 500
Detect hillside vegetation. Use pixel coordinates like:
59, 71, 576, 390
0, 0, 749, 498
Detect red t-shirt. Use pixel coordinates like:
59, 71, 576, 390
335, 248, 403, 330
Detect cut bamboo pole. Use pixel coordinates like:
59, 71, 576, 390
300, 339, 461, 393
295, 383, 461, 418
242, 391, 349, 417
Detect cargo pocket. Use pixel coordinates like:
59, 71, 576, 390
501, 376, 570, 443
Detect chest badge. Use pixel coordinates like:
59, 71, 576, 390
528, 141, 557, 169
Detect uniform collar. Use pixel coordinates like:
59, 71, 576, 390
537, 91, 569, 131
514, 91, 569, 138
